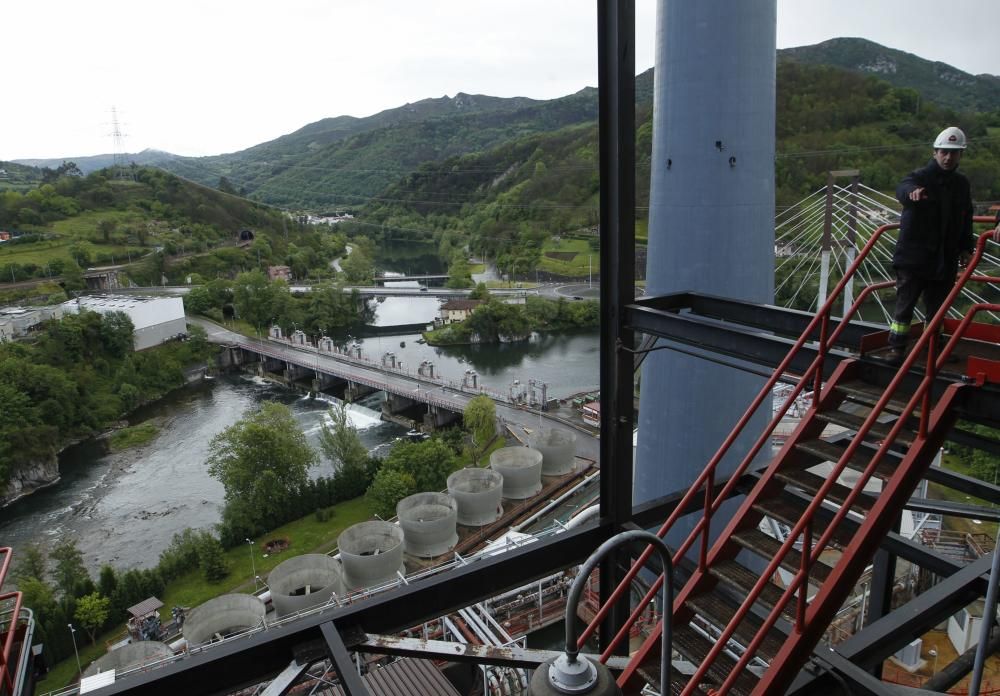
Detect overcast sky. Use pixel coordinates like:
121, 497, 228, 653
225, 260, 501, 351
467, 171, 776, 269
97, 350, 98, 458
4, 1, 998, 161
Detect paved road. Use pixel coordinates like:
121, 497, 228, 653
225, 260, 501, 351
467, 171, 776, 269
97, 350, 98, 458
190, 317, 600, 463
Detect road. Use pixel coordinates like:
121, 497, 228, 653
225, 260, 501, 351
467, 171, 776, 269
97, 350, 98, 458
190, 317, 600, 463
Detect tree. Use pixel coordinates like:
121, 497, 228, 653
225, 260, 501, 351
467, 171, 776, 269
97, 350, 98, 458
100, 311, 135, 358
97, 219, 116, 243
183, 286, 215, 314
61, 262, 85, 292
74, 592, 111, 644
20, 577, 57, 621
196, 532, 229, 582
463, 395, 496, 463
13, 544, 47, 583
232, 270, 275, 328
468, 282, 490, 300
340, 246, 373, 283
97, 565, 118, 599
319, 403, 368, 471
446, 257, 473, 289
381, 438, 459, 492
50, 539, 88, 600
217, 177, 238, 195
367, 469, 416, 519
207, 401, 317, 535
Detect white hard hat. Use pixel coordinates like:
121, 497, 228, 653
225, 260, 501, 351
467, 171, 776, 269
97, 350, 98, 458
933, 126, 967, 150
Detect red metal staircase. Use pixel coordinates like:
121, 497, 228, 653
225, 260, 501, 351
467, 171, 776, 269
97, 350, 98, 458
583, 220, 1000, 695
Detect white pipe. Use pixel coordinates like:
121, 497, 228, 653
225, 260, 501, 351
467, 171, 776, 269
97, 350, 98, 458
565, 503, 600, 530
511, 473, 598, 532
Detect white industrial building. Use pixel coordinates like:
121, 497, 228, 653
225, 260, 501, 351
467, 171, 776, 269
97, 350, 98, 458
61, 295, 186, 350
0, 306, 65, 343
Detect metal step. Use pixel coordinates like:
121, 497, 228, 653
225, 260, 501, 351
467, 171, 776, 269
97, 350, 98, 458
814, 409, 915, 448
636, 662, 709, 696
795, 438, 897, 481
686, 592, 786, 661
709, 559, 798, 622
752, 497, 855, 549
775, 468, 877, 513
731, 527, 833, 583
672, 624, 759, 696
835, 379, 915, 414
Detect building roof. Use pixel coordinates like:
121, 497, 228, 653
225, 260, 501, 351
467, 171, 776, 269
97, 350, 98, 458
127, 597, 163, 618
66, 294, 169, 311
440, 299, 483, 312
320, 657, 461, 695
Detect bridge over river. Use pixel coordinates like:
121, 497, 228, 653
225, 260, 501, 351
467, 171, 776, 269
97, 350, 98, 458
191, 318, 599, 463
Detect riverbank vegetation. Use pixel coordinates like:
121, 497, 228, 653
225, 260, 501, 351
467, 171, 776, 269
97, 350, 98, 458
423, 294, 599, 346
108, 422, 160, 452
33, 390, 502, 690
0, 311, 216, 492
183, 270, 374, 339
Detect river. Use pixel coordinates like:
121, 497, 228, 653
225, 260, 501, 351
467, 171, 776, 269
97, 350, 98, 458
0, 296, 598, 576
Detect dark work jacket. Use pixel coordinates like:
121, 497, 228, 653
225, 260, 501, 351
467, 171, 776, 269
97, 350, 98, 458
893, 158, 974, 279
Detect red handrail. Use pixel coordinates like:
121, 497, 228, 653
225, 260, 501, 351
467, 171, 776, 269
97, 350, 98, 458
589, 216, 998, 684
581, 221, 905, 654
697, 229, 999, 695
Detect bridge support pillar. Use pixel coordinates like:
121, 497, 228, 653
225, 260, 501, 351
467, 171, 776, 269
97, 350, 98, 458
345, 381, 376, 403
284, 362, 311, 382
312, 371, 344, 393
382, 392, 417, 415
423, 405, 460, 430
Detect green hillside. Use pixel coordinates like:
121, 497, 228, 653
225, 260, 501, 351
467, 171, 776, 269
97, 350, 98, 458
358, 60, 1000, 281
780, 37, 1000, 113
0, 167, 326, 289
149, 71, 658, 212
152, 92, 547, 202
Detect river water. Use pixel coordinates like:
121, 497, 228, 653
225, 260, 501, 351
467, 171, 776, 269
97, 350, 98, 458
0, 295, 598, 575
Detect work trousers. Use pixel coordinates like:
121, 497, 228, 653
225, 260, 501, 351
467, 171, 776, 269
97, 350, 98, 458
888, 269, 953, 347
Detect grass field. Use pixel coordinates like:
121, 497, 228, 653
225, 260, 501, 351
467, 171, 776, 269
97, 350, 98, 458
40, 495, 378, 691
537, 237, 596, 277
0, 209, 146, 270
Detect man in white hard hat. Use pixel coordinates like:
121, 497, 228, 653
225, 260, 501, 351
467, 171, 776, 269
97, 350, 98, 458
886, 126, 975, 364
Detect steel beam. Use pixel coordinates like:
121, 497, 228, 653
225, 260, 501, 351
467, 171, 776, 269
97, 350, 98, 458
90, 523, 611, 695
354, 634, 631, 672
597, 0, 635, 655
321, 622, 369, 696
905, 497, 1000, 522
788, 552, 995, 695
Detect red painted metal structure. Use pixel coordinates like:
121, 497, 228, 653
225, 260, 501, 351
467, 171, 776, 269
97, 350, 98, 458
0, 546, 26, 695
581, 218, 1000, 694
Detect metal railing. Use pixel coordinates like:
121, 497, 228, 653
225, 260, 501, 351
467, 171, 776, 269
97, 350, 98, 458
584, 217, 999, 694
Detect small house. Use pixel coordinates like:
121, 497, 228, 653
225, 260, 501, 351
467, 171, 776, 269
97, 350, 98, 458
439, 299, 483, 325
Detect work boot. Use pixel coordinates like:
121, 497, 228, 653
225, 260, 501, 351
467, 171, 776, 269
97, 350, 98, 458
935, 335, 960, 364
884, 346, 905, 366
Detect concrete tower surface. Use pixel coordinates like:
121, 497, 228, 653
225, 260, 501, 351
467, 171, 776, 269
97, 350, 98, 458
636, 0, 776, 540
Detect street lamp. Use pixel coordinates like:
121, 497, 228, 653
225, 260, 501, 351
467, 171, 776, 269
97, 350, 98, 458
246, 538, 257, 587
68, 623, 82, 677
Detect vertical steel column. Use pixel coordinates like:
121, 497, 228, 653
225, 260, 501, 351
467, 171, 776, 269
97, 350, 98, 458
597, 0, 636, 654
321, 622, 370, 696
866, 513, 901, 648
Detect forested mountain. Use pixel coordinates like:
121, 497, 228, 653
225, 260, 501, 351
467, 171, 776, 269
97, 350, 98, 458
781, 38, 1000, 112
151, 85, 624, 210
10, 39, 997, 224
359, 59, 1000, 280
12, 150, 172, 176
